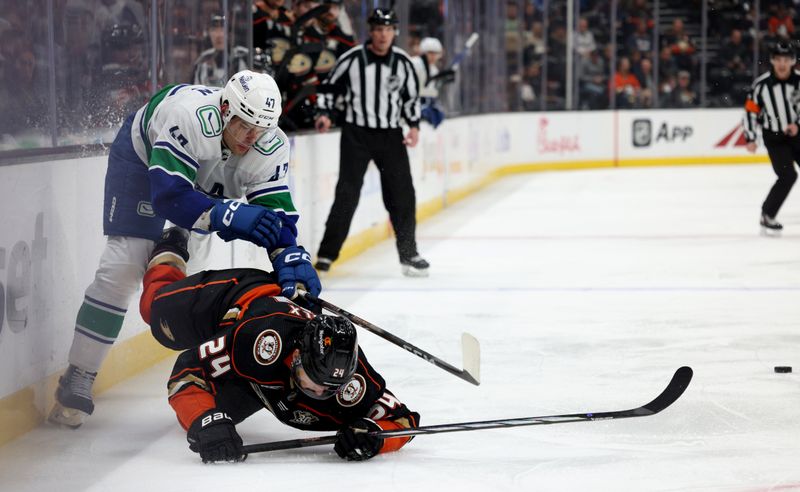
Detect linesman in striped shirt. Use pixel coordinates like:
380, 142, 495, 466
313, 7, 430, 277
744, 41, 800, 231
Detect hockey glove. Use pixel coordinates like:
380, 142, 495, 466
209, 200, 282, 251
187, 410, 246, 463
334, 418, 384, 461
270, 246, 322, 299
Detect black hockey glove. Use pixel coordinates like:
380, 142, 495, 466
334, 418, 384, 461
187, 410, 246, 463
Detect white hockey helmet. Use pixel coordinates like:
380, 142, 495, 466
221, 70, 282, 129
420, 37, 443, 54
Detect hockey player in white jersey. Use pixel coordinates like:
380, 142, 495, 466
49, 70, 321, 428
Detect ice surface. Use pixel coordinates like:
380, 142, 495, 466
1, 164, 799, 492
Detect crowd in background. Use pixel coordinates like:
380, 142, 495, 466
506, 0, 799, 111
0, 0, 797, 152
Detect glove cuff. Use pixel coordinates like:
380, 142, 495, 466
188, 409, 234, 435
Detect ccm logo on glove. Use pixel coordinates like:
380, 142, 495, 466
221, 201, 241, 227
284, 251, 312, 263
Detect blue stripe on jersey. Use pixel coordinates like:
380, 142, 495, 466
148, 168, 215, 229
84, 295, 128, 313
152, 141, 200, 170
169, 84, 189, 96
247, 185, 290, 201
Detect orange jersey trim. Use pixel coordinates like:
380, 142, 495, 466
233, 284, 282, 317
169, 385, 216, 431
358, 358, 383, 391
140, 265, 186, 324
376, 419, 414, 454
745, 99, 761, 113
153, 277, 239, 302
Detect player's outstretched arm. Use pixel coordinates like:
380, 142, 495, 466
168, 350, 246, 463
207, 199, 283, 251
335, 390, 420, 461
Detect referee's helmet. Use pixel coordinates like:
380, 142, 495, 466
368, 8, 398, 26
771, 40, 797, 58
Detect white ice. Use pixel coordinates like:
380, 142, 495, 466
2, 164, 799, 492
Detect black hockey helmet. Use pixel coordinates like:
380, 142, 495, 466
102, 22, 144, 48
771, 40, 796, 58
294, 315, 358, 399
367, 8, 398, 26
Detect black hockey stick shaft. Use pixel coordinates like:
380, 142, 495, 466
300, 292, 480, 385
242, 366, 692, 455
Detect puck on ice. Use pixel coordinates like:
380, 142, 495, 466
774, 366, 792, 373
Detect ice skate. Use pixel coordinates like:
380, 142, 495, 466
314, 257, 333, 274
401, 255, 430, 277
48, 365, 97, 428
760, 214, 783, 237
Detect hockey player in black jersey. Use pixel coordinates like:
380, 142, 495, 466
139, 228, 419, 463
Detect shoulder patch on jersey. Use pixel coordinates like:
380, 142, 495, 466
253, 329, 282, 366
196, 105, 223, 137
253, 135, 285, 156
336, 374, 366, 407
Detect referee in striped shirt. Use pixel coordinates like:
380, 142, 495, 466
313, 7, 429, 276
744, 40, 800, 231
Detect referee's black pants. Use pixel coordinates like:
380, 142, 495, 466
318, 123, 418, 261
762, 131, 800, 218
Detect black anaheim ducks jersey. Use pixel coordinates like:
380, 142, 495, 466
157, 267, 418, 433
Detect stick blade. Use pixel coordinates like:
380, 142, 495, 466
639, 366, 693, 415
461, 333, 481, 385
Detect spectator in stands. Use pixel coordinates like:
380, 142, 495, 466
505, 1, 524, 76
575, 17, 597, 59
633, 57, 655, 107
97, 22, 150, 126
613, 56, 641, 108
192, 14, 249, 87
96, 0, 147, 34
524, 20, 546, 67
663, 19, 696, 71
578, 48, 607, 110
520, 62, 540, 111
719, 28, 751, 78
0, 46, 46, 133
546, 24, 568, 108
252, 0, 293, 72
523, 2, 542, 30
768, 3, 794, 37
627, 18, 652, 57
667, 70, 697, 108
623, 0, 654, 39
658, 44, 679, 82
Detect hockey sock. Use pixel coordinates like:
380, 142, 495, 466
67, 296, 127, 373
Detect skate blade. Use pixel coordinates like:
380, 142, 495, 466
759, 227, 782, 237
402, 265, 430, 278
48, 402, 88, 428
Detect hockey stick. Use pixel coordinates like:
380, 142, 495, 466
242, 366, 693, 455
427, 32, 480, 85
300, 292, 480, 386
